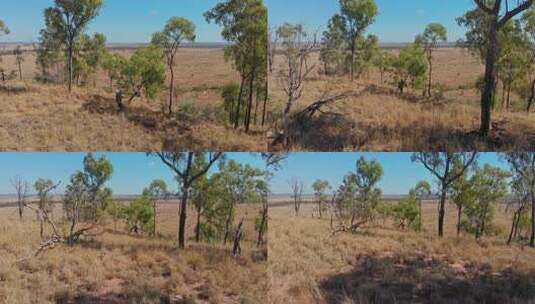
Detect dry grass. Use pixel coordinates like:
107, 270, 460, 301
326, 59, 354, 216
269, 202, 535, 304
0, 202, 266, 304
0, 48, 266, 151
269, 48, 535, 151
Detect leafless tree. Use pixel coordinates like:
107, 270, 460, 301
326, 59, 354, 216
473, 0, 534, 136
276, 23, 317, 147
33, 179, 61, 238
289, 178, 304, 216
10, 176, 29, 220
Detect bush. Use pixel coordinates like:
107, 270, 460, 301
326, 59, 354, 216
391, 196, 420, 231
123, 195, 155, 235
177, 100, 226, 124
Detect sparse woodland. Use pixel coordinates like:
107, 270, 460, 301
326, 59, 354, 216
0, 153, 269, 303
269, 152, 535, 303
268, 0, 535, 151
0, 0, 268, 151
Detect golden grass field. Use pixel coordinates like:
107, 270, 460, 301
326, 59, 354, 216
0, 202, 266, 304
269, 48, 535, 151
0, 48, 266, 151
269, 201, 535, 304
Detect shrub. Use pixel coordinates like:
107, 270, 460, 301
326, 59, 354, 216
123, 195, 155, 235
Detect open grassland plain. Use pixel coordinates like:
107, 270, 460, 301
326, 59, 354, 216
269, 48, 535, 151
268, 202, 535, 304
0, 202, 267, 304
0, 48, 266, 151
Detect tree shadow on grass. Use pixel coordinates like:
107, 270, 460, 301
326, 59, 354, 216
319, 252, 535, 304
280, 111, 535, 151
55, 286, 174, 304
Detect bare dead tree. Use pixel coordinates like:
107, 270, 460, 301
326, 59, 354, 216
34, 180, 61, 238
289, 178, 304, 216
473, 0, 534, 136
10, 176, 29, 220
276, 23, 318, 147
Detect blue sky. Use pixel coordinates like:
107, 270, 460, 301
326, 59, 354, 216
267, 0, 476, 43
0, 0, 225, 43
269, 153, 508, 195
0, 152, 264, 195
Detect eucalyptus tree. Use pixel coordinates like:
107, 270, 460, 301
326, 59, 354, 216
521, 8, 535, 112
0, 20, 9, 36
143, 179, 169, 236
116, 46, 166, 111
507, 176, 531, 244
261, 152, 287, 171
448, 159, 476, 236
502, 152, 535, 247
410, 181, 432, 232
76, 32, 107, 86
152, 17, 196, 115
334, 156, 383, 232
411, 152, 478, 237
415, 23, 447, 97
215, 159, 265, 243
464, 164, 509, 240
43, 0, 103, 92
390, 44, 427, 94
321, 14, 348, 75
13, 46, 25, 81
289, 177, 304, 217
312, 179, 331, 218
338, 0, 378, 81
101, 52, 125, 90
469, 0, 533, 136
0, 20, 9, 82
152, 152, 223, 248
204, 0, 268, 132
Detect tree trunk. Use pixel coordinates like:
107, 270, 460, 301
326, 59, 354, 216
235, 75, 246, 129
168, 63, 175, 115
527, 78, 535, 113
438, 185, 447, 237
178, 184, 189, 249
232, 219, 244, 257
223, 203, 235, 244
456, 205, 462, 236
262, 85, 268, 126
508, 210, 519, 245
427, 55, 433, 97
506, 84, 511, 111
254, 92, 259, 126
530, 189, 535, 247
153, 201, 157, 237
318, 200, 322, 219
195, 204, 202, 242
68, 43, 74, 92
257, 203, 267, 247
245, 70, 256, 133
350, 37, 356, 81
418, 199, 422, 231
480, 21, 499, 136
18, 61, 22, 81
